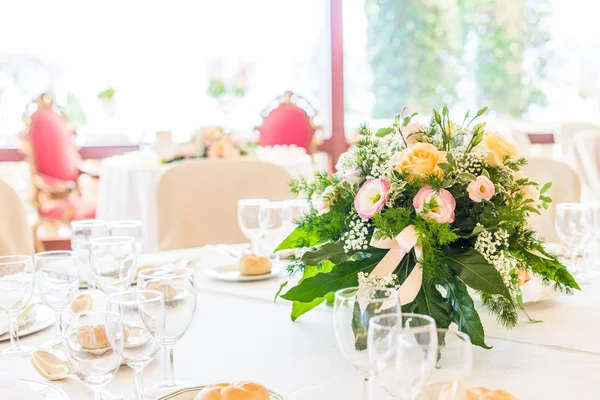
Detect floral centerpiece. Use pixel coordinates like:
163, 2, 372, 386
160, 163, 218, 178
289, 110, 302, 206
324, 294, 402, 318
275, 106, 579, 348
162, 126, 256, 163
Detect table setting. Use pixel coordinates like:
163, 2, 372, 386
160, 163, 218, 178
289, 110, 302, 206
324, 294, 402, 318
3, 106, 600, 400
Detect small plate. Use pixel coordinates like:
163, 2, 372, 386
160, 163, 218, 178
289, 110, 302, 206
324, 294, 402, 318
158, 385, 285, 400
79, 263, 158, 289
22, 378, 70, 399
204, 263, 282, 282
0, 304, 55, 342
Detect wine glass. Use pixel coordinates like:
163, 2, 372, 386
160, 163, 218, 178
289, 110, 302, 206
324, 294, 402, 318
555, 203, 593, 284
106, 290, 165, 400
587, 201, 600, 274
238, 198, 268, 254
367, 313, 436, 399
0, 255, 35, 358
108, 220, 143, 256
89, 236, 138, 295
137, 266, 197, 397
284, 199, 311, 222
71, 220, 109, 293
333, 286, 401, 400
62, 311, 124, 400
259, 201, 292, 259
419, 330, 472, 400
34, 251, 80, 348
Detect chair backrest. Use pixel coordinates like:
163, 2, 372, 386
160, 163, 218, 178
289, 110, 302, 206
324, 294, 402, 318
257, 91, 319, 153
0, 180, 34, 256
522, 157, 581, 242
571, 130, 600, 201
24, 96, 80, 182
558, 122, 600, 153
156, 159, 294, 251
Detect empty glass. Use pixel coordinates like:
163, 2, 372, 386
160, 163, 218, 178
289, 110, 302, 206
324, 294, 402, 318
259, 201, 292, 258
89, 237, 138, 294
0, 255, 35, 358
284, 199, 311, 222
71, 220, 109, 292
34, 251, 80, 348
555, 203, 593, 284
420, 330, 472, 400
62, 311, 124, 400
108, 220, 143, 256
587, 202, 600, 274
334, 287, 401, 400
137, 266, 197, 397
238, 199, 268, 254
106, 290, 165, 400
367, 313, 437, 399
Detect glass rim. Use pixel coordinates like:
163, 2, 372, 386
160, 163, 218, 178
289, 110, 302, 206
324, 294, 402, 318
107, 289, 164, 306
283, 198, 310, 205
334, 286, 398, 302
0, 255, 32, 265
107, 220, 142, 227
137, 265, 195, 279
238, 198, 269, 205
369, 313, 436, 331
260, 201, 290, 208
34, 250, 78, 260
71, 219, 107, 228
89, 236, 137, 245
70, 310, 121, 320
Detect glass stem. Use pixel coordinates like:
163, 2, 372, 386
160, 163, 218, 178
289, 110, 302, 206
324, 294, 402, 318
8, 314, 19, 349
362, 376, 372, 400
571, 252, 579, 275
92, 388, 102, 400
88, 267, 96, 292
165, 345, 175, 381
54, 311, 63, 338
133, 367, 144, 400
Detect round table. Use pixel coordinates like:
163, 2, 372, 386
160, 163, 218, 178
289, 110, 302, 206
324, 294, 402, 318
96, 151, 314, 252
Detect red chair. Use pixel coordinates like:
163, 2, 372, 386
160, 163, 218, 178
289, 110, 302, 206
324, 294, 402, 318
255, 90, 322, 153
19, 94, 97, 246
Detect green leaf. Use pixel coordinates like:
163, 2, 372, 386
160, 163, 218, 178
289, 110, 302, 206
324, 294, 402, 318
457, 172, 477, 182
301, 241, 352, 266
376, 127, 394, 137
521, 244, 580, 291
516, 292, 542, 324
445, 247, 512, 299
540, 182, 552, 194
437, 163, 454, 174
447, 151, 456, 166
444, 277, 491, 349
481, 169, 490, 179
458, 224, 484, 239
291, 298, 326, 321
274, 281, 288, 302
433, 109, 442, 124
476, 106, 488, 117
282, 249, 387, 303
285, 264, 335, 320
407, 282, 452, 329
275, 225, 323, 252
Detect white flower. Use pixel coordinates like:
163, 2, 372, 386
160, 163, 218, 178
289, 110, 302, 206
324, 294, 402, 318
312, 186, 335, 215
341, 167, 364, 185
335, 151, 358, 173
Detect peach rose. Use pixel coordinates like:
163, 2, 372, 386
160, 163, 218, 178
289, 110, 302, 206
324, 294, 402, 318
403, 121, 428, 144
207, 139, 239, 158
520, 184, 541, 206
467, 176, 495, 202
413, 185, 456, 223
480, 133, 518, 168
394, 143, 446, 179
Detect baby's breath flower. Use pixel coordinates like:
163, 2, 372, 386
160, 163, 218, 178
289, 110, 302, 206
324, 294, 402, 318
343, 214, 371, 253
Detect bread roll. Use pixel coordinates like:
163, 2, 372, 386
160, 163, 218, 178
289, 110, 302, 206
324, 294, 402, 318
480, 389, 517, 400
239, 255, 271, 276
194, 382, 270, 400
516, 269, 531, 286
77, 325, 110, 350
146, 280, 177, 300
467, 387, 490, 400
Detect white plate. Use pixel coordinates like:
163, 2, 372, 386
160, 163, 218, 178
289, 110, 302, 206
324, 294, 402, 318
158, 385, 285, 400
22, 378, 70, 399
0, 304, 55, 342
204, 263, 282, 282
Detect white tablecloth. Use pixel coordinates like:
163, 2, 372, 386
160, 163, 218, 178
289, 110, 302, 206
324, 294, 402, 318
96, 151, 314, 253
2, 246, 600, 400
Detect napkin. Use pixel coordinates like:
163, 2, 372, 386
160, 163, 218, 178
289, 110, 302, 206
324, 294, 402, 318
0, 378, 44, 400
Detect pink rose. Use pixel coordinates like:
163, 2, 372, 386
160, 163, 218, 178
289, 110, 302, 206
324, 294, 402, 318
312, 186, 335, 215
520, 185, 541, 206
342, 167, 363, 185
174, 143, 196, 158
413, 185, 456, 223
354, 179, 390, 219
467, 176, 495, 202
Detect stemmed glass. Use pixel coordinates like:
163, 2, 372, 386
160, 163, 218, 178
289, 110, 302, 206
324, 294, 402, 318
333, 287, 401, 400
238, 199, 268, 254
420, 330, 472, 400
71, 220, 109, 293
259, 201, 292, 259
555, 203, 594, 284
0, 255, 35, 358
284, 199, 311, 222
108, 220, 143, 256
587, 202, 600, 274
89, 236, 138, 295
137, 266, 197, 397
367, 313, 437, 399
106, 290, 165, 400
34, 251, 80, 348
62, 311, 124, 400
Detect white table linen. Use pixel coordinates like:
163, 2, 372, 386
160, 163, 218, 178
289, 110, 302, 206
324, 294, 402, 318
96, 151, 313, 252
3, 246, 600, 400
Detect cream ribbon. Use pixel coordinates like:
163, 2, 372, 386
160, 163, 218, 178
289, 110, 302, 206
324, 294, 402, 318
368, 224, 423, 306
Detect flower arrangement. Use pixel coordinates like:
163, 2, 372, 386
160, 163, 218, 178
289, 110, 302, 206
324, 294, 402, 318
162, 126, 256, 163
275, 106, 579, 349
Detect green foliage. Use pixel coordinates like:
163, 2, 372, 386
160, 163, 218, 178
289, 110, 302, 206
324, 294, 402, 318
480, 292, 518, 328
301, 241, 356, 266
285, 262, 334, 321
406, 282, 452, 329
275, 225, 324, 252
97, 87, 116, 101
372, 207, 412, 240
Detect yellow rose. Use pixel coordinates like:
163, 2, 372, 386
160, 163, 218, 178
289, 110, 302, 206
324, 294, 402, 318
394, 143, 446, 179
480, 133, 518, 168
